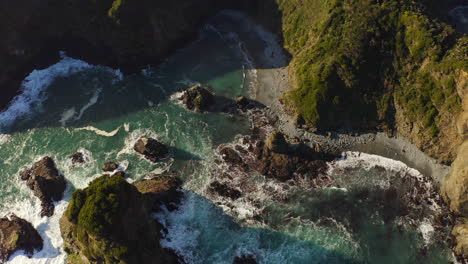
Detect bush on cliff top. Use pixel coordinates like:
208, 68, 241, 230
65, 175, 135, 237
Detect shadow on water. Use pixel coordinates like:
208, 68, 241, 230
1, 3, 291, 135
158, 191, 364, 264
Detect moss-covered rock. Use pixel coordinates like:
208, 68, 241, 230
60, 174, 180, 264
451, 221, 468, 261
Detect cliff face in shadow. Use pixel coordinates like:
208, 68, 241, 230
0, 0, 238, 111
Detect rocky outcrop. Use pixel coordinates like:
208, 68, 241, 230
134, 137, 169, 162
0, 214, 43, 263
180, 85, 214, 112
69, 152, 85, 165
102, 161, 119, 172
60, 174, 181, 264
133, 174, 183, 211
20, 157, 66, 217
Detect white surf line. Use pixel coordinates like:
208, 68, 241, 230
75, 126, 121, 137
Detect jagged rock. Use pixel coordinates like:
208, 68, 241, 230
0, 214, 43, 262
265, 131, 289, 154
20, 157, 66, 217
220, 147, 244, 166
102, 162, 119, 172
61, 174, 180, 264
69, 152, 85, 165
233, 255, 257, 264
180, 84, 214, 111
134, 137, 169, 163
208, 181, 242, 200
451, 222, 468, 261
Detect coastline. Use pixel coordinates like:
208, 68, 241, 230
251, 52, 450, 186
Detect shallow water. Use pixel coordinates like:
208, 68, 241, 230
0, 11, 456, 264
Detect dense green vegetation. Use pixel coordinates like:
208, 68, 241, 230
64, 175, 137, 262
276, 0, 466, 137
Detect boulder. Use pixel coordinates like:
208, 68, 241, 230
451, 222, 468, 261
61, 174, 180, 264
233, 255, 257, 264
0, 214, 43, 262
102, 161, 119, 172
180, 84, 214, 112
208, 181, 242, 200
69, 152, 85, 165
20, 157, 66, 217
134, 137, 169, 163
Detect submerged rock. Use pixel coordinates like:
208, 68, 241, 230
102, 161, 119, 172
20, 157, 66, 217
69, 152, 85, 165
180, 84, 214, 112
134, 137, 169, 162
208, 181, 242, 200
61, 174, 180, 264
233, 255, 257, 264
0, 214, 43, 262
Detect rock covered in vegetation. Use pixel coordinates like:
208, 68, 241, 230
60, 174, 180, 264
20, 157, 66, 217
134, 137, 169, 162
69, 152, 85, 165
180, 84, 214, 112
0, 214, 43, 262
102, 161, 119, 172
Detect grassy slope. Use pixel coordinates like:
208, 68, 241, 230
275, 0, 467, 162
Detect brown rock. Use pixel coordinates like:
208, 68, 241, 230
134, 137, 169, 163
442, 141, 468, 216
180, 84, 214, 112
69, 152, 85, 165
220, 147, 243, 165
19, 157, 66, 217
0, 214, 43, 262
102, 161, 119, 172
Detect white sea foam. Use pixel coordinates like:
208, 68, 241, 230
58, 107, 76, 126
0, 53, 122, 132
74, 88, 102, 121
75, 126, 121, 137
0, 134, 12, 145
419, 219, 435, 245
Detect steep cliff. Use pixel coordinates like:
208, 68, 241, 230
274, 0, 467, 164
0, 0, 228, 111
